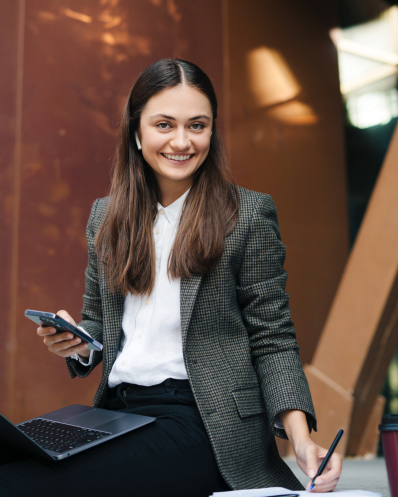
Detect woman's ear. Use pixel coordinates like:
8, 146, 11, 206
135, 132, 142, 151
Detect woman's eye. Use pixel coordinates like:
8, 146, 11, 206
157, 122, 171, 130
190, 123, 204, 130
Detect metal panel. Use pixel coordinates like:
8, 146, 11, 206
0, 0, 20, 416
3, 0, 224, 423
227, 0, 349, 365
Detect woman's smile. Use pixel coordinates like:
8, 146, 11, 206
160, 152, 195, 165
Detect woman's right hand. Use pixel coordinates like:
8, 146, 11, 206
37, 310, 90, 359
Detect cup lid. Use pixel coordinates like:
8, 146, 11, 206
379, 414, 398, 430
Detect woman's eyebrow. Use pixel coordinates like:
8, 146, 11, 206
148, 113, 211, 121
149, 114, 175, 120
189, 115, 211, 121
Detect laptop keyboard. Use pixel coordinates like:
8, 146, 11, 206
18, 418, 111, 453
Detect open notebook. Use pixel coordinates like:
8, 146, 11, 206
210, 488, 382, 497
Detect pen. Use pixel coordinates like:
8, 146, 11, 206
309, 429, 344, 491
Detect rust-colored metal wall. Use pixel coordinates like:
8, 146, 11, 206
0, 0, 20, 416
1, 0, 225, 423
227, 0, 350, 366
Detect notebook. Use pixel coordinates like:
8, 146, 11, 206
210, 488, 382, 497
0, 404, 155, 461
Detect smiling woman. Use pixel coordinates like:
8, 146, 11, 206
1, 59, 342, 497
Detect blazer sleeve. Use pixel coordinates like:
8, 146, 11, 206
66, 199, 104, 379
236, 193, 317, 439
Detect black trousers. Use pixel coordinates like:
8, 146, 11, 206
0, 379, 229, 497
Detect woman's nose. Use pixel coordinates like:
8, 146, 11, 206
170, 129, 191, 150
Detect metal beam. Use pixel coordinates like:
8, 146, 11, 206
305, 121, 398, 455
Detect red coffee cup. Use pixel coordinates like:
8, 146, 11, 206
380, 414, 398, 497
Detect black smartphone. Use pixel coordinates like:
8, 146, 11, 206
25, 310, 103, 352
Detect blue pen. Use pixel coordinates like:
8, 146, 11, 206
309, 429, 344, 491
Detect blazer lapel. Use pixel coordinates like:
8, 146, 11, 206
102, 289, 125, 375
180, 273, 204, 348
101, 273, 203, 370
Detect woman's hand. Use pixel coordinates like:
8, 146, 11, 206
37, 310, 90, 359
278, 409, 342, 492
294, 438, 342, 492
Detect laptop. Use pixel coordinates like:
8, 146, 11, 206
0, 404, 155, 461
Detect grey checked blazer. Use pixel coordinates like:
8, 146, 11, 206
66, 186, 316, 490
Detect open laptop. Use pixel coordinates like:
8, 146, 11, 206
0, 404, 155, 461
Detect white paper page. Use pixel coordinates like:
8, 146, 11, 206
211, 487, 382, 497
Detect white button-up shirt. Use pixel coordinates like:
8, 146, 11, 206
107, 189, 189, 388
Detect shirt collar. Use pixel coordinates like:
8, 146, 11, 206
157, 188, 190, 228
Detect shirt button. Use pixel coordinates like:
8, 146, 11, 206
121, 360, 126, 366
159, 209, 165, 215
138, 333, 143, 339
145, 298, 150, 305
155, 260, 158, 267
156, 228, 161, 234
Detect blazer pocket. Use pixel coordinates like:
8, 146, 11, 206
233, 387, 266, 418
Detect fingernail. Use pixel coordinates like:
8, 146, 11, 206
309, 469, 316, 478
75, 338, 81, 343
67, 334, 73, 339
315, 478, 324, 485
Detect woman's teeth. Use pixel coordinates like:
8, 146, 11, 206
163, 153, 192, 161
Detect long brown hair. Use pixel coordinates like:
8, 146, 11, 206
96, 59, 238, 296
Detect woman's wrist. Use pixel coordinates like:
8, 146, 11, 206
77, 348, 91, 359
278, 409, 311, 453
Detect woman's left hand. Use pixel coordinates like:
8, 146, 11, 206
294, 439, 342, 492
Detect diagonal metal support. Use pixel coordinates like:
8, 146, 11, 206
305, 120, 398, 455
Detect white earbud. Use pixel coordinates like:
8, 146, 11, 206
135, 132, 142, 150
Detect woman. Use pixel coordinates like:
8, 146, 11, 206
1, 59, 342, 496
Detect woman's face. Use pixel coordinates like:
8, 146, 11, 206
138, 84, 213, 189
